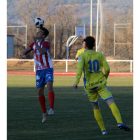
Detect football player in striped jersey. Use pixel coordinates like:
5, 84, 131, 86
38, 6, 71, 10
23, 27, 55, 122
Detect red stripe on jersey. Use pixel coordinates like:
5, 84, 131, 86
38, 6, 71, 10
40, 54, 44, 67
45, 53, 50, 68
34, 46, 36, 55
32, 40, 52, 70
42, 41, 50, 49
36, 51, 39, 60
40, 41, 44, 46
28, 42, 34, 50
34, 46, 39, 67
40, 41, 46, 67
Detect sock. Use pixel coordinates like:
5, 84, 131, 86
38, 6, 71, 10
38, 95, 46, 114
49, 92, 55, 109
94, 109, 106, 131
109, 102, 123, 124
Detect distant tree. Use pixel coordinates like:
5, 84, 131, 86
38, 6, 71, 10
53, 6, 78, 58
14, 0, 52, 58
14, 0, 79, 59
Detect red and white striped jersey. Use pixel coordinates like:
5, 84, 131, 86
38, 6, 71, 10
28, 40, 53, 70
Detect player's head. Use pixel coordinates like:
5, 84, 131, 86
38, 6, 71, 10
40, 27, 49, 38
85, 36, 95, 49
82, 39, 86, 49
36, 27, 49, 39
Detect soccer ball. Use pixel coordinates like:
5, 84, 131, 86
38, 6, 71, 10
34, 17, 44, 28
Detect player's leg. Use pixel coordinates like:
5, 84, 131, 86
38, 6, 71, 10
82, 73, 87, 95
37, 86, 48, 122
45, 68, 55, 115
91, 102, 107, 135
47, 81, 55, 115
83, 78, 87, 95
87, 88, 107, 135
38, 86, 46, 113
99, 85, 122, 123
106, 97, 131, 131
99, 85, 131, 131
106, 98, 123, 124
36, 70, 48, 122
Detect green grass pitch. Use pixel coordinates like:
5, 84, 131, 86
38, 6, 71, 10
7, 75, 133, 140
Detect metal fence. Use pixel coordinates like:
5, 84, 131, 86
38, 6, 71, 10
7, 59, 133, 72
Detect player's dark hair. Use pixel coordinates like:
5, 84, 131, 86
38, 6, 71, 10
82, 39, 86, 43
85, 36, 95, 49
40, 27, 49, 38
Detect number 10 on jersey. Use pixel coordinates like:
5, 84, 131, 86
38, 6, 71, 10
88, 60, 99, 73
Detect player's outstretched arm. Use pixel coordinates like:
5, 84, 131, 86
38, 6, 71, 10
73, 83, 78, 89
75, 50, 80, 61
104, 61, 110, 79
73, 55, 84, 88
102, 54, 110, 79
23, 47, 32, 55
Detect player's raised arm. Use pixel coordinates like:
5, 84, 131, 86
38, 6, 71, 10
33, 36, 47, 55
23, 42, 34, 55
23, 46, 32, 55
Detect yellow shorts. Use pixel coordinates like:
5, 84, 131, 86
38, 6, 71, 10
86, 85, 113, 103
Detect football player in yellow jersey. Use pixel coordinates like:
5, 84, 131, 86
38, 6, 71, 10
75, 39, 86, 60
75, 39, 87, 95
73, 36, 131, 135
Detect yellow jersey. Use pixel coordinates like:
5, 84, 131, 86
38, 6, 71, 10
75, 48, 86, 58
75, 50, 110, 90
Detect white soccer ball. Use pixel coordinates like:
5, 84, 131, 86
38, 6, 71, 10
34, 17, 44, 28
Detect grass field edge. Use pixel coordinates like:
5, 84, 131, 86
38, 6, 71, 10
7, 71, 133, 77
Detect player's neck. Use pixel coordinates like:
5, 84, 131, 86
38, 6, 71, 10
86, 48, 93, 51
37, 38, 45, 42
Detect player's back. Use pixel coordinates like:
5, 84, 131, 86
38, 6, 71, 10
81, 50, 110, 88
76, 48, 85, 58
78, 48, 85, 53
